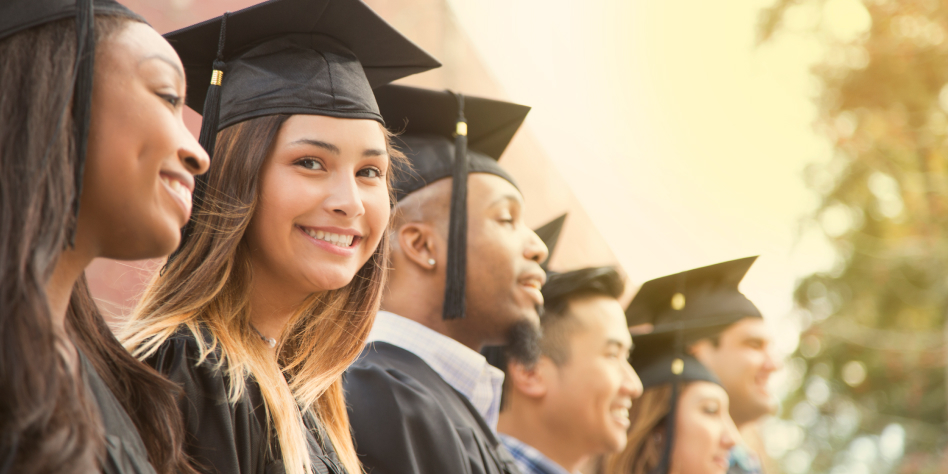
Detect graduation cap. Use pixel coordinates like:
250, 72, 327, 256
629, 336, 722, 474
0, 0, 143, 245
533, 214, 566, 271
377, 84, 531, 319
162, 0, 440, 260
625, 256, 761, 337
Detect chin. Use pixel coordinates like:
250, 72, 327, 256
304, 267, 359, 292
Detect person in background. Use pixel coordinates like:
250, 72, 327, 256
601, 346, 739, 474
491, 265, 644, 474
120, 1, 439, 473
623, 257, 782, 474
0, 1, 210, 472
344, 84, 548, 474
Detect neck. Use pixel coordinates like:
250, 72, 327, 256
247, 268, 313, 348
47, 242, 96, 335
381, 281, 486, 352
497, 401, 587, 473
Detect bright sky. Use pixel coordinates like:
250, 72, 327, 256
445, 0, 872, 356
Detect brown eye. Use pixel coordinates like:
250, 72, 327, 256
296, 158, 324, 171
358, 167, 382, 178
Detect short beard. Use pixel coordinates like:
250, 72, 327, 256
504, 317, 542, 368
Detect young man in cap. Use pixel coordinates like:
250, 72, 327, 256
491, 265, 644, 474
343, 85, 548, 474
626, 257, 783, 474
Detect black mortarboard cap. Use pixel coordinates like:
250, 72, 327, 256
377, 84, 530, 320
166, 0, 441, 154
533, 214, 566, 271
163, 0, 439, 264
0, 0, 143, 245
625, 256, 762, 336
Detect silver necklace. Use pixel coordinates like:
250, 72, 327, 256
250, 325, 277, 348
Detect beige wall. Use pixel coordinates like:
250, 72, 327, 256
87, 0, 624, 321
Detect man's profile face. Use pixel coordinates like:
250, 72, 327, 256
690, 318, 781, 426
542, 295, 643, 455
462, 173, 548, 344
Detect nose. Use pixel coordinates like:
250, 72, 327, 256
621, 360, 644, 399
524, 227, 549, 264
764, 348, 783, 373
178, 122, 210, 176
322, 172, 365, 218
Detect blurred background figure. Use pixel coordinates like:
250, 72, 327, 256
601, 349, 739, 474
492, 266, 643, 474
624, 257, 780, 474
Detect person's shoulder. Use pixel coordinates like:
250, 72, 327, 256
143, 324, 231, 402
344, 342, 449, 414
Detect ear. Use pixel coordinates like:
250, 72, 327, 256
507, 358, 553, 399
688, 339, 715, 362
396, 222, 440, 271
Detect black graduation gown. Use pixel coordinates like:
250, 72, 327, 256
343, 342, 521, 474
80, 351, 157, 474
144, 328, 346, 474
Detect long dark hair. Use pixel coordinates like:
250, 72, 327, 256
0, 16, 195, 474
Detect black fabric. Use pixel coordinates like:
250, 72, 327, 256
344, 342, 522, 474
79, 351, 157, 474
625, 256, 762, 333
144, 328, 345, 474
533, 214, 566, 271
377, 85, 529, 201
0, 0, 144, 40
165, 0, 440, 127
631, 352, 720, 389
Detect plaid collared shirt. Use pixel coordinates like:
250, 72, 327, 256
366, 311, 506, 429
498, 434, 575, 474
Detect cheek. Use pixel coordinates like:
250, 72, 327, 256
363, 187, 390, 245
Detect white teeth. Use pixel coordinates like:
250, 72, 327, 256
611, 408, 630, 419
162, 176, 192, 206
302, 229, 356, 248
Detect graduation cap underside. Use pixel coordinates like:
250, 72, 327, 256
377, 84, 530, 320
533, 213, 566, 272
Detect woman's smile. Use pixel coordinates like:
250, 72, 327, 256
296, 225, 364, 256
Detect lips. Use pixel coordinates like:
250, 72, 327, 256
159, 172, 193, 217
610, 400, 632, 427
518, 270, 547, 305
297, 225, 362, 249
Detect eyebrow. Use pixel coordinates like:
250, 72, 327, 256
140, 54, 184, 80
605, 339, 632, 351
290, 139, 340, 155
489, 194, 523, 208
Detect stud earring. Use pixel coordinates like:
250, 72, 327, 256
428, 258, 436, 266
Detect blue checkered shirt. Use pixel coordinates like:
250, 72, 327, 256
498, 434, 575, 474
366, 311, 506, 429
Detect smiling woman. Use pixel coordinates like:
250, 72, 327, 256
0, 1, 210, 474
117, 1, 440, 473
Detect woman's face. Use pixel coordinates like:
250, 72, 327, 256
245, 114, 391, 297
82, 22, 209, 260
671, 382, 738, 474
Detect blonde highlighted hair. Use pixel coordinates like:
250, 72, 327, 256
600, 385, 673, 474
122, 114, 403, 474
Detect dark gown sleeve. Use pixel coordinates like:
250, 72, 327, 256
344, 362, 472, 474
80, 352, 158, 474
145, 333, 267, 474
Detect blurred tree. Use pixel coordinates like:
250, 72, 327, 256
759, 0, 948, 473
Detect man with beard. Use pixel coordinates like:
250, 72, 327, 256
485, 266, 643, 474
625, 256, 783, 474
343, 85, 548, 474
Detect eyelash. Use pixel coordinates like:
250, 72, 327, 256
158, 93, 181, 107
295, 159, 383, 178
